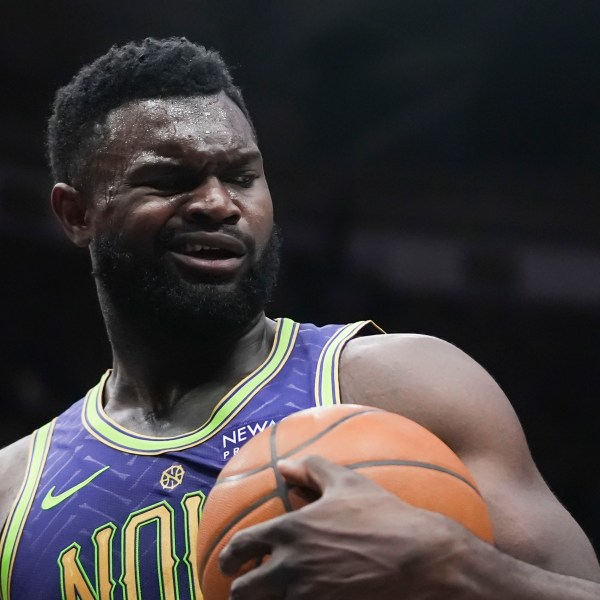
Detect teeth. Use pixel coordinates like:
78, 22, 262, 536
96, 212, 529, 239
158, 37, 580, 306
184, 243, 218, 252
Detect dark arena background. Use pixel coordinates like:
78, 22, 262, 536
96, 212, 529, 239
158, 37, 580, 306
1, 1, 599, 551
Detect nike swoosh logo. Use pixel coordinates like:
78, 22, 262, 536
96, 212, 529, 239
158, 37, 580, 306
41, 466, 110, 510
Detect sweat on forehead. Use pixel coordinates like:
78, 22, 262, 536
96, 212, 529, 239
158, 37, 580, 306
104, 93, 256, 152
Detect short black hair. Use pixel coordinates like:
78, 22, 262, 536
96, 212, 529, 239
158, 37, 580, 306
47, 37, 252, 188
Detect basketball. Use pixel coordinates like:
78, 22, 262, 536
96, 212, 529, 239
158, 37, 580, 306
197, 404, 494, 600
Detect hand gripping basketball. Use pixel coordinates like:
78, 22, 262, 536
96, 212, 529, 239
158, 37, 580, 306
196, 404, 494, 600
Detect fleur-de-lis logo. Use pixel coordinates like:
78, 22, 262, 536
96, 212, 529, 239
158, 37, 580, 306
160, 464, 185, 490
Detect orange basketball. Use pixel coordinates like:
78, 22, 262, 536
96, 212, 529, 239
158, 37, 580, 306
197, 404, 494, 600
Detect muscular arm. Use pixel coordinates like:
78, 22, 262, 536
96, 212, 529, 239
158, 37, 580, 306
221, 333, 600, 599
340, 333, 599, 579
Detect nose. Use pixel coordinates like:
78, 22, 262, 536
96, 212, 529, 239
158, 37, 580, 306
181, 176, 241, 225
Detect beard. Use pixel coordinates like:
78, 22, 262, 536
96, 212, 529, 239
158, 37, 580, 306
90, 226, 281, 340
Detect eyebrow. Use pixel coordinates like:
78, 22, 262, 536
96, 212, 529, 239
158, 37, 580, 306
124, 148, 263, 181
140, 144, 262, 163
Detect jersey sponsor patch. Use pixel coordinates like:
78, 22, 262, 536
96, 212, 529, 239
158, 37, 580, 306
220, 418, 277, 461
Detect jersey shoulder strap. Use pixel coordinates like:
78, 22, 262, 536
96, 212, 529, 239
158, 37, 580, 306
315, 320, 383, 407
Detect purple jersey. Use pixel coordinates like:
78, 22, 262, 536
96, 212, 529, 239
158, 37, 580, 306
0, 318, 375, 599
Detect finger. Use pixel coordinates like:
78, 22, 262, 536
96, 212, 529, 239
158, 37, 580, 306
277, 455, 354, 494
229, 553, 288, 600
219, 528, 273, 577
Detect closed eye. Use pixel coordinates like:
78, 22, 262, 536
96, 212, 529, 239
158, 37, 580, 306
129, 166, 201, 194
224, 172, 259, 188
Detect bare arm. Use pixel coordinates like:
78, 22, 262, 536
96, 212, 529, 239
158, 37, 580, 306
459, 534, 600, 599
339, 333, 599, 579
220, 334, 600, 599
0, 436, 32, 531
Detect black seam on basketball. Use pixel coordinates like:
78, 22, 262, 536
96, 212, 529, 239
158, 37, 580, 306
198, 490, 280, 581
270, 422, 293, 512
347, 460, 482, 496
278, 409, 381, 459
215, 408, 381, 485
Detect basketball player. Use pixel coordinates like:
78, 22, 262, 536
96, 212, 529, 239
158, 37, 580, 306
0, 37, 598, 599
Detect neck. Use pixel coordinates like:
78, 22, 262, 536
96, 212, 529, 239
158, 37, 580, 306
102, 305, 275, 422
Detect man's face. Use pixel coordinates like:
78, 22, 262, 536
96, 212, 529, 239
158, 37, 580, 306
85, 92, 279, 335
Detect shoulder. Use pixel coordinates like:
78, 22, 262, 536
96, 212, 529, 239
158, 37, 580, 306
0, 435, 33, 530
340, 332, 499, 409
339, 333, 526, 460
342, 330, 483, 371
341, 332, 495, 392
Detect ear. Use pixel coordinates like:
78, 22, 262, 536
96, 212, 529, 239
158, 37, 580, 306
50, 183, 94, 247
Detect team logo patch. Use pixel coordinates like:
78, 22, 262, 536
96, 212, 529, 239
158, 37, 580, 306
160, 464, 185, 490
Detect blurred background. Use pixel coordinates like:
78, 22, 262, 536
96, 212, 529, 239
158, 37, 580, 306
1, 0, 599, 548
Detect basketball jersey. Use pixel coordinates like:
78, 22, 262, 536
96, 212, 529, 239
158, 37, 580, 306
0, 318, 375, 600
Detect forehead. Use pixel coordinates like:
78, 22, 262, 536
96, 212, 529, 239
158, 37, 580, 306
103, 92, 257, 161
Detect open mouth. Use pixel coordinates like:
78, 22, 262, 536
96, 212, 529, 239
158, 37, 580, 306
175, 245, 241, 260
167, 236, 247, 277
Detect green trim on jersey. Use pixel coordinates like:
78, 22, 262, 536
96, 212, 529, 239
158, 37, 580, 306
0, 420, 55, 600
316, 320, 383, 407
82, 318, 300, 455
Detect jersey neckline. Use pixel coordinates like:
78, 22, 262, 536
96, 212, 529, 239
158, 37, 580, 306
81, 318, 300, 454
